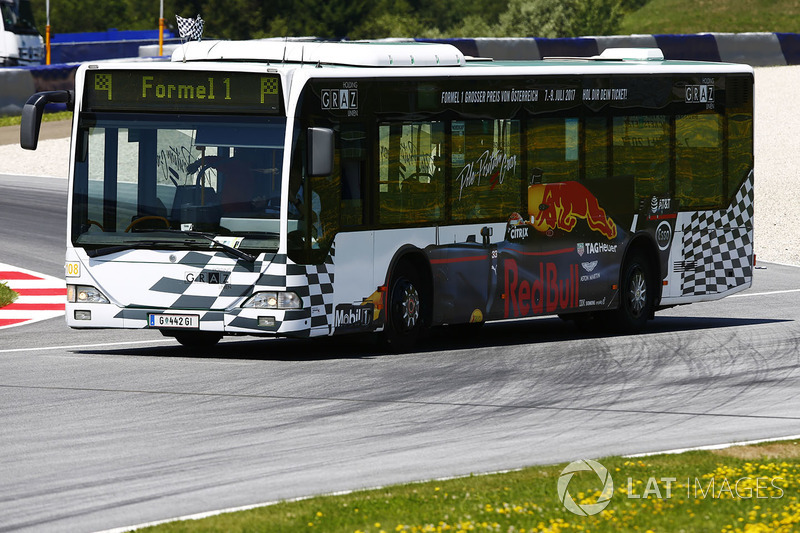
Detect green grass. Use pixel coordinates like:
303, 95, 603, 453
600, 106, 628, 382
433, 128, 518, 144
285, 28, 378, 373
621, 0, 800, 35
0, 111, 72, 128
138, 440, 800, 533
0, 281, 17, 308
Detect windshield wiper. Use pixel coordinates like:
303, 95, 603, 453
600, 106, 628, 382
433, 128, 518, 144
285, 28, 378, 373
84, 231, 258, 262
182, 231, 257, 263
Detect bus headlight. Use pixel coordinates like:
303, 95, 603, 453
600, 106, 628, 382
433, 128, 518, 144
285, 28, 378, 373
242, 291, 302, 309
67, 285, 110, 304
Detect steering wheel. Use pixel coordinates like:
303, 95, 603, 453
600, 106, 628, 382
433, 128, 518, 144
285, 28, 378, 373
125, 216, 171, 232
86, 219, 105, 231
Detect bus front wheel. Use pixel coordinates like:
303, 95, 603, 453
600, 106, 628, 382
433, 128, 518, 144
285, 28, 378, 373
384, 263, 426, 351
163, 331, 223, 349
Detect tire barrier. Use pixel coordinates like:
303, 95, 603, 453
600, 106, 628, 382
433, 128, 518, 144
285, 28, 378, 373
420, 32, 800, 66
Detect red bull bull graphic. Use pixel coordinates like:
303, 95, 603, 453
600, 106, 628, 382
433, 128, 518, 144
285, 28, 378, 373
528, 182, 617, 240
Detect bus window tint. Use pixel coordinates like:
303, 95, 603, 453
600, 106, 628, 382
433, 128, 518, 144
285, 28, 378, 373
340, 124, 367, 227
450, 119, 521, 222
585, 117, 610, 180
378, 122, 445, 225
528, 118, 579, 183
727, 106, 754, 194
613, 115, 669, 200
676, 112, 723, 209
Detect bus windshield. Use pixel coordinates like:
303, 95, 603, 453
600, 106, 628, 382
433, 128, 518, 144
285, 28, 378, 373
1, 0, 39, 35
72, 113, 287, 254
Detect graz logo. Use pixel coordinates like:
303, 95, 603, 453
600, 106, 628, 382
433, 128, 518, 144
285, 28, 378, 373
656, 221, 673, 251
185, 270, 230, 285
685, 84, 714, 103
321, 87, 358, 111
334, 303, 373, 331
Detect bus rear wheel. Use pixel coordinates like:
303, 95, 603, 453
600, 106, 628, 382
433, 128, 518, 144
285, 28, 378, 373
613, 252, 654, 332
384, 263, 427, 351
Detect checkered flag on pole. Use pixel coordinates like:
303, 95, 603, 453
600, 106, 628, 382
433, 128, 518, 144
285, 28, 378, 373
176, 14, 204, 41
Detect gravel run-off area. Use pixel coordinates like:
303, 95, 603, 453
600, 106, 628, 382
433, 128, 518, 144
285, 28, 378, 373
0, 66, 797, 266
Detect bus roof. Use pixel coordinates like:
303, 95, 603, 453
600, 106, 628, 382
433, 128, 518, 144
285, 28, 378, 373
170, 40, 753, 74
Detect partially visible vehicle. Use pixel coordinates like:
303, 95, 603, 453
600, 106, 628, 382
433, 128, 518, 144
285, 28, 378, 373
0, 0, 43, 66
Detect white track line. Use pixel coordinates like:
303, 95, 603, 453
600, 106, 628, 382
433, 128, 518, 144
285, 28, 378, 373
730, 288, 800, 298
0, 339, 171, 354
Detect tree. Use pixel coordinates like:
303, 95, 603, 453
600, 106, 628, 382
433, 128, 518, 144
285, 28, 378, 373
30, 0, 623, 40
496, 0, 622, 38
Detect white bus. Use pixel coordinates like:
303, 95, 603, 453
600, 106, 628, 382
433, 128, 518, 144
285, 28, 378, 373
21, 41, 754, 349
0, 0, 43, 66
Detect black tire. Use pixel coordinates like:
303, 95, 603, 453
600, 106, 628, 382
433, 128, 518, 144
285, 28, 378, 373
165, 331, 223, 349
384, 262, 427, 351
613, 252, 654, 332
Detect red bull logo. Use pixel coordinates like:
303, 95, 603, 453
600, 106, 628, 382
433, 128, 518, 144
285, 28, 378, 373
528, 182, 617, 239
504, 259, 580, 318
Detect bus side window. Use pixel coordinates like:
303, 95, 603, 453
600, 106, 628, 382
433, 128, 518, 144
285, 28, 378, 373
612, 115, 669, 201
676, 112, 723, 209
378, 121, 445, 225
726, 75, 754, 200
340, 124, 366, 227
450, 119, 521, 222
585, 116, 610, 180
528, 117, 579, 184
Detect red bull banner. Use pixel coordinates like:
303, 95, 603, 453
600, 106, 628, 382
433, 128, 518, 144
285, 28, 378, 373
503, 258, 579, 318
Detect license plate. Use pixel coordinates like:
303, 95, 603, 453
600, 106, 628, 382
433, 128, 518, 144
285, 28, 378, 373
148, 313, 200, 329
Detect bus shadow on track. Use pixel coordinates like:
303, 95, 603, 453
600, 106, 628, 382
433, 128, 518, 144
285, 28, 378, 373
74, 315, 788, 361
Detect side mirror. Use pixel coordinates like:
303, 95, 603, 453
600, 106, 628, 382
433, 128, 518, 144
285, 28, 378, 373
307, 127, 334, 177
20, 90, 74, 150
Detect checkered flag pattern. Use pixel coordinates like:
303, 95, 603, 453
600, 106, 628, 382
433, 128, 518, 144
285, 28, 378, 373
94, 73, 112, 100
679, 171, 754, 295
176, 14, 204, 41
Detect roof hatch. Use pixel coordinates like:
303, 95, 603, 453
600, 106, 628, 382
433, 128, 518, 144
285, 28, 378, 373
172, 40, 466, 67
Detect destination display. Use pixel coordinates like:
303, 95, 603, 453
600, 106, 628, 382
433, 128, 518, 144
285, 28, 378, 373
85, 70, 282, 114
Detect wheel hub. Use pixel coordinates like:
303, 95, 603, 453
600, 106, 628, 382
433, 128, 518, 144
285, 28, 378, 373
629, 271, 646, 316
401, 284, 420, 329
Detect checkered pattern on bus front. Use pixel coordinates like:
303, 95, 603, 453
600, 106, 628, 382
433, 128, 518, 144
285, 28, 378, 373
142, 251, 262, 311
679, 171, 754, 296
284, 247, 335, 330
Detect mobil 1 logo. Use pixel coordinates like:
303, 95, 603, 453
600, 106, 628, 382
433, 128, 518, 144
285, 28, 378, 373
334, 303, 373, 332
321, 82, 359, 116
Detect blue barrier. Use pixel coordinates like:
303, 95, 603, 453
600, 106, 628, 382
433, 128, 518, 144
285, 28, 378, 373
48, 29, 179, 63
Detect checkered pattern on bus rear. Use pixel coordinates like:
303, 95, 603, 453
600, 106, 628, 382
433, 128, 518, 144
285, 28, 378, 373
679, 171, 753, 296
